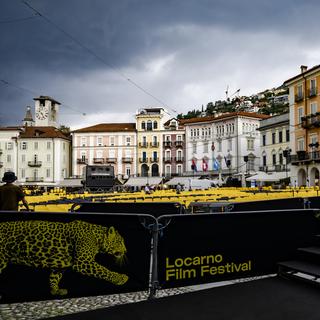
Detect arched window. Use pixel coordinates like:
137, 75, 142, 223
153, 121, 158, 129
147, 120, 152, 131
141, 121, 145, 130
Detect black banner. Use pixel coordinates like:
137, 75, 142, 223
157, 210, 320, 288
231, 197, 309, 212
0, 212, 154, 303
73, 202, 185, 217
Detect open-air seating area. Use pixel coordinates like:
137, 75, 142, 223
21, 186, 320, 212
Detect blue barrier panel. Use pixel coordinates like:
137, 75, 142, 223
0, 211, 154, 303
157, 209, 320, 289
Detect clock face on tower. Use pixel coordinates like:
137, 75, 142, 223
36, 107, 49, 120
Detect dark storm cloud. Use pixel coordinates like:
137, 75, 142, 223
0, 0, 320, 126
1, 0, 319, 73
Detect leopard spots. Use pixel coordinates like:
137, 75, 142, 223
0, 220, 128, 295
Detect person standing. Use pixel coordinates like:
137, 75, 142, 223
0, 172, 29, 211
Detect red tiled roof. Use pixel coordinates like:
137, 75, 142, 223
72, 123, 136, 133
0, 126, 22, 131
180, 112, 270, 125
19, 126, 70, 140
163, 118, 186, 126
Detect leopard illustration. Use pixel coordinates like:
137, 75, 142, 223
0, 220, 129, 296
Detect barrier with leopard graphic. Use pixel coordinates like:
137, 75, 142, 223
0, 212, 154, 303
0, 209, 319, 303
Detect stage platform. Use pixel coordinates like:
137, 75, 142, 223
50, 276, 320, 320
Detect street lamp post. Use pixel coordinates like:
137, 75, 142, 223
244, 155, 249, 175
283, 149, 291, 179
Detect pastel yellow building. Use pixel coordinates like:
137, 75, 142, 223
135, 108, 170, 177
284, 65, 320, 186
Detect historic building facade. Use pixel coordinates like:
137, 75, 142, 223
71, 123, 137, 179
162, 118, 186, 177
284, 65, 320, 186
257, 113, 290, 176
0, 96, 71, 186
184, 112, 269, 176
135, 108, 170, 177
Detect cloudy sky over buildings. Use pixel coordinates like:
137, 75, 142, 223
1, 0, 320, 129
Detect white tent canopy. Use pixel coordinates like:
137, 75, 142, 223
124, 177, 163, 187
246, 171, 287, 182
166, 177, 200, 186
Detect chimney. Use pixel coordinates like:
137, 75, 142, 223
300, 65, 308, 73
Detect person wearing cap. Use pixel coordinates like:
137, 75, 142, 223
0, 172, 29, 211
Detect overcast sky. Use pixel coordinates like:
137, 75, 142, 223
1, 0, 320, 129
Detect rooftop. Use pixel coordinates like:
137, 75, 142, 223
72, 123, 136, 133
284, 65, 320, 86
181, 112, 270, 125
258, 113, 289, 130
19, 126, 70, 140
33, 96, 61, 105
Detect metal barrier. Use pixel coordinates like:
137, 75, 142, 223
0, 208, 319, 303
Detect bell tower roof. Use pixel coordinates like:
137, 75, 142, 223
23, 106, 33, 121
33, 95, 61, 105
22, 106, 34, 127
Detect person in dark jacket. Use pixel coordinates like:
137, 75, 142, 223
0, 172, 29, 211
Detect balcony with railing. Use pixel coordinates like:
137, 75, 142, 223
259, 165, 287, 172
106, 157, 117, 163
122, 157, 133, 163
309, 87, 317, 98
93, 158, 104, 164
301, 113, 320, 129
150, 157, 159, 163
163, 141, 172, 148
175, 157, 184, 163
26, 177, 44, 182
290, 151, 320, 165
150, 142, 159, 148
295, 94, 304, 103
175, 141, 184, 147
28, 161, 42, 167
164, 157, 172, 163
139, 142, 148, 148
77, 158, 87, 164
139, 157, 148, 163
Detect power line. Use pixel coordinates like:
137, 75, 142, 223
20, 0, 178, 117
0, 78, 86, 116
0, 14, 39, 24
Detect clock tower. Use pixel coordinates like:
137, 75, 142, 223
34, 96, 61, 127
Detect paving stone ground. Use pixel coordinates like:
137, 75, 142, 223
0, 287, 192, 320
0, 276, 270, 320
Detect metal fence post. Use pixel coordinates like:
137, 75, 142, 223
149, 220, 159, 299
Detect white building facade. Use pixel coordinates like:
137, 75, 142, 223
257, 113, 290, 175
0, 96, 71, 186
184, 112, 269, 176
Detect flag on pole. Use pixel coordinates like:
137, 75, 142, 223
213, 158, 220, 171
202, 158, 208, 172
191, 159, 198, 172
